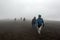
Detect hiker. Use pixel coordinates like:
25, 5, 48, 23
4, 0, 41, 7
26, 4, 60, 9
21, 17, 22, 21
23, 18, 25, 21
32, 17, 37, 29
14, 18, 16, 21
36, 15, 44, 34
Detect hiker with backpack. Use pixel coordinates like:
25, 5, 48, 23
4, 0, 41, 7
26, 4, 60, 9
36, 15, 44, 34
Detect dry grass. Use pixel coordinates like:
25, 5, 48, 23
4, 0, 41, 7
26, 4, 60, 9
0, 20, 59, 40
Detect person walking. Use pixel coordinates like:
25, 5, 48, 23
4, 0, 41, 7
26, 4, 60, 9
32, 17, 37, 29
36, 15, 44, 34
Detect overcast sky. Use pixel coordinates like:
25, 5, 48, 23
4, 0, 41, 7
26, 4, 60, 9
0, 0, 60, 21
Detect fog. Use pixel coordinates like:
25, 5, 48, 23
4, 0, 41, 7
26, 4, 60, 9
0, 0, 60, 21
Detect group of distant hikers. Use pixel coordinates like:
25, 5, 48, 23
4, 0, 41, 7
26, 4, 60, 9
14, 17, 26, 21
32, 14, 44, 34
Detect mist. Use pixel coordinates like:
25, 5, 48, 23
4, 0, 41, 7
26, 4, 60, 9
0, 0, 60, 21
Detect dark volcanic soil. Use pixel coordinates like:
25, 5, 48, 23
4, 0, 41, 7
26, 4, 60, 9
0, 20, 60, 40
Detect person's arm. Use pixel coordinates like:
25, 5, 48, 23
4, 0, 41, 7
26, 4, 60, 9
36, 19, 38, 26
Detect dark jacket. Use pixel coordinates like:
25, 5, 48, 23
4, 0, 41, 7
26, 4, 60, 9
32, 19, 36, 25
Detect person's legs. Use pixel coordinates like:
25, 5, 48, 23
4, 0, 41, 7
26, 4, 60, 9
32, 24, 35, 29
37, 25, 42, 34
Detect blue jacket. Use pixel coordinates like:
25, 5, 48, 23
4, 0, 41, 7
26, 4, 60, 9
36, 18, 44, 26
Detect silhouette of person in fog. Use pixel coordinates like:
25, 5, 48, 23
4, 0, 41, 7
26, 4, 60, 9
36, 15, 44, 34
14, 18, 16, 21
21, 17, 22, 21
23, 18, 25, 21
32, 17, 37, 29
